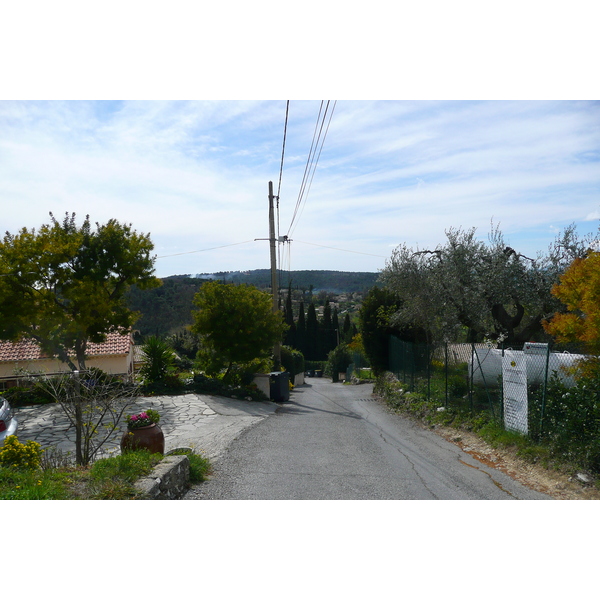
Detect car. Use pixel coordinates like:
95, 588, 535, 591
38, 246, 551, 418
0, 395, 18, 443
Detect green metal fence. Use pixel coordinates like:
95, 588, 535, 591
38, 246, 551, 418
387, 336, 590, 437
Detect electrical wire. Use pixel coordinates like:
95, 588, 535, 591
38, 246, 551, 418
156, 240, 255, 259
286, 101, 336, 238
294, 240, 387, 258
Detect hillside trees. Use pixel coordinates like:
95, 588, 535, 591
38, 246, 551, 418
0, 212, 160, 370
190, 281, 286, 381
379, 224, 591, 346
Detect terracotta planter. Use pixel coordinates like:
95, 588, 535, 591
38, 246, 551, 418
120, 424, 165, 455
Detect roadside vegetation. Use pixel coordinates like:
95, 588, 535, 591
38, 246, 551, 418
0, 445, 211, 500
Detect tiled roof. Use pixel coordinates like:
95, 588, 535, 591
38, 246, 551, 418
0, 332, 132, 363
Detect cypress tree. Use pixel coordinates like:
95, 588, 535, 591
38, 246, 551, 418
305, 302, 319, 361
296, 301, 306, 355
283, 284, 296, 348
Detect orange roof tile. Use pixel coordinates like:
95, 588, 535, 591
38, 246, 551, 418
0, 332, 132, 363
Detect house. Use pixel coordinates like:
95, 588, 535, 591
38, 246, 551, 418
0, 332, 135, 390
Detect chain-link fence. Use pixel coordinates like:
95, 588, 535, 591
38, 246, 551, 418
387, 336, 591, 437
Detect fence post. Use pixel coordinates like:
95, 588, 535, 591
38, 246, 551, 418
500, 343, 504, 426
469, 343, 474, 413
539, 342, 551, 439
444, 342, 449, 408
426, 343, 431, 400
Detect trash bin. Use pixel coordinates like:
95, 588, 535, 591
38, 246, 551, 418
269, 371, 290, 402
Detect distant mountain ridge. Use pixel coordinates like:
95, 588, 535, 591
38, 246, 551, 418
191, 269, 379, 293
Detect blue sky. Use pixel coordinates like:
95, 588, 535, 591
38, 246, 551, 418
1, 100, 598, 278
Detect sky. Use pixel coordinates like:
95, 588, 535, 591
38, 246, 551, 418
1, 99, 598, 279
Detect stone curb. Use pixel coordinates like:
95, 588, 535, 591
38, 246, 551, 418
134, 455, 190, 500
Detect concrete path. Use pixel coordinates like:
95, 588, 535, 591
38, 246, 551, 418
12, 394, 279, 463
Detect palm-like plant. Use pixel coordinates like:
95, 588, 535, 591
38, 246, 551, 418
140, 336, 176, 383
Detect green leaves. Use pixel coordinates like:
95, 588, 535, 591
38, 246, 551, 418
191, 281, 285, 378
0, 212, 161, 370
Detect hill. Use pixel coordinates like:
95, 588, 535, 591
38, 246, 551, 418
127, 270, 379, 339
196, 269, 379, 293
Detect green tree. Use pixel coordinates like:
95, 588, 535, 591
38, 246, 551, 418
379, 224, 591, 345
283, 284, 296, 348
296, 301, 306, 354
319, 299, 336, 359
305, 302, 319, 361
190, 281, 286, 381
0, 212, 160, 371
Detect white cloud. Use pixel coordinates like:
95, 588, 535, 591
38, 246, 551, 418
1, 100, 598, 277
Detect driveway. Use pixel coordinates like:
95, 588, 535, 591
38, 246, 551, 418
12, 393, 279, 462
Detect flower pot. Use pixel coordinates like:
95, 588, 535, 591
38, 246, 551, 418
120, 423, 165, 455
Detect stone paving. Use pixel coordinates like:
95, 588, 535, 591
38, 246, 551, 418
12, 393, 279, 463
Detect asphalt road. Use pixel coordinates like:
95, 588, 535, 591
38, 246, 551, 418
184, 377, 551, 500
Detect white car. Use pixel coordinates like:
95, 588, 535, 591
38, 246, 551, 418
0, 396, 18, 442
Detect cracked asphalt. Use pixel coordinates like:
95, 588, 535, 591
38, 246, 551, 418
184, 377, 552, 500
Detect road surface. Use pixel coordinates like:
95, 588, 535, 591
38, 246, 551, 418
184, 377, 551, 500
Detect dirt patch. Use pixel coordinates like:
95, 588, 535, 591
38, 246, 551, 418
432, 425, 600, 500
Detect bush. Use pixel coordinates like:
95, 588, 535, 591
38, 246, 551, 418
139, 336, 177, 384
2, 384, 54, 407
281, 346, 305, 378
0, 435, 44, 470
325, 344, 353, 382
191, 373, 269, 402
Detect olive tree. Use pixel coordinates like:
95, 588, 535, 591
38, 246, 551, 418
379, 223, 592, 345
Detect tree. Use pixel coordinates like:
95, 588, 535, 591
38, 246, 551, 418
305, 302, 319, 361
543, 250, 600, 354
0, 212, 160, 371
283, 284, 296, 348
379, 224, 591, 346
190, 281, 286, 381
319, 299, 336, 359
39, 369, 139, 466
296, 301, 306, 355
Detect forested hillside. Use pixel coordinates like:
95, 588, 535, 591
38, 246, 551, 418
127, 270, 378, 339
201, 269, 378, 293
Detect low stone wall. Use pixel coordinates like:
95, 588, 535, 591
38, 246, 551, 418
134, 455, 190, 500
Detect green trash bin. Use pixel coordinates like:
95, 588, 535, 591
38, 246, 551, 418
269, 371, 290, 402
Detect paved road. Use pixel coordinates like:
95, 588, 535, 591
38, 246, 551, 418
184, 378, 551, 500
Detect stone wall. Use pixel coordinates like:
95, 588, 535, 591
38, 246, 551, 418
134, 455, 190, 500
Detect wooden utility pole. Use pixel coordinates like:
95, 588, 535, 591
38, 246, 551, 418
268, 181, 281, 367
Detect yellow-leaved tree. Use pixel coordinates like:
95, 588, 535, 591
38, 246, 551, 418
543, 250, 600, 369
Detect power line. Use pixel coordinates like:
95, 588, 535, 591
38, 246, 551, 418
156, 240, 255, 259
286, 101, 336, 238
294, 240, 387, 258
276, 101, 290, 288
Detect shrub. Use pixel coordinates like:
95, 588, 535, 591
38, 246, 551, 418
2, 384, 54, 407
325, 344, 353, 382
139, 336, 177, 384
281, 346, 305, 378
0, 435, 44, 470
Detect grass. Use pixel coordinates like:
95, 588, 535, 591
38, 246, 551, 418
0, 448, 212, 500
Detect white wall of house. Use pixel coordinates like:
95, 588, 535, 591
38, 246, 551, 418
0, 353, 132, 380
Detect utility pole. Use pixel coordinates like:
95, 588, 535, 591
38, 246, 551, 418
268, 181, 281, 367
